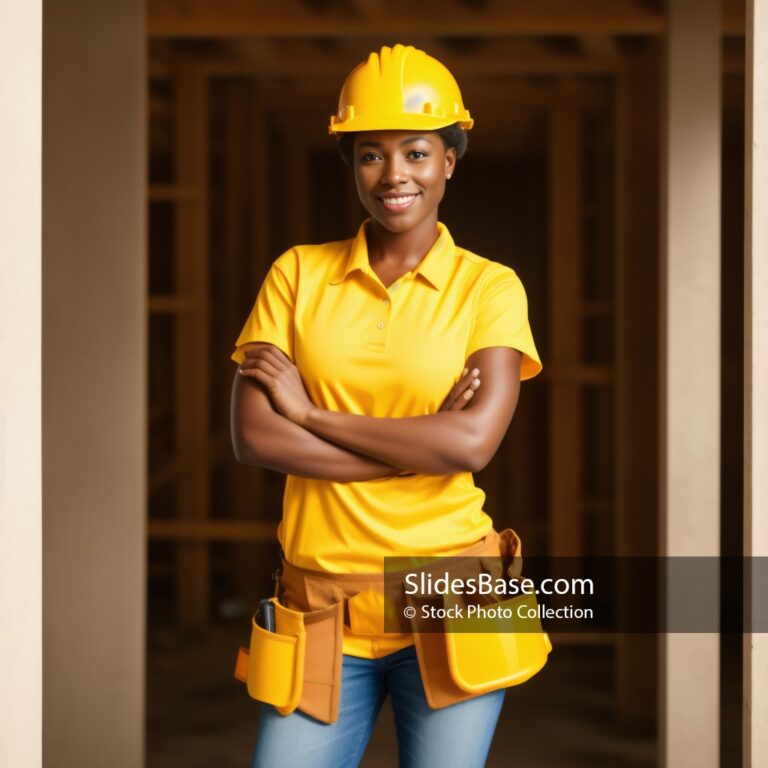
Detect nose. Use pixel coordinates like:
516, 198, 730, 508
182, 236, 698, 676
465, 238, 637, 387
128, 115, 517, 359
380, 156, 408, 187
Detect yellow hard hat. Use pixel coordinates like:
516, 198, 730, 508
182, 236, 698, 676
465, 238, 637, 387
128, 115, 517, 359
328, 44, 474, 135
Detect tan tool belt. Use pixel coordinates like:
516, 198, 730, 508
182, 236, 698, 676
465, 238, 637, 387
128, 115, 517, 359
234, 527, 552, 723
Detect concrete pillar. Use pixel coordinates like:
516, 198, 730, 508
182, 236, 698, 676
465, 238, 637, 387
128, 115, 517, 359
0, 3, 43, 766
660, 0, 721, 765
42, 1, 146, 766
744, 2, 768, 766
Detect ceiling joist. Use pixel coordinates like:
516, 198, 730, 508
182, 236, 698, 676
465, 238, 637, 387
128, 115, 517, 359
179, 37, 621, 76
149, 0, 668, 38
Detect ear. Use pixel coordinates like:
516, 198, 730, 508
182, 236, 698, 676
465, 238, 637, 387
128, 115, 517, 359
445, 146, 457, 179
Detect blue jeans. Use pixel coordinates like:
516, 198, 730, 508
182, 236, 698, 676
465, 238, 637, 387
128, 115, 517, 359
251, 643, 506, 768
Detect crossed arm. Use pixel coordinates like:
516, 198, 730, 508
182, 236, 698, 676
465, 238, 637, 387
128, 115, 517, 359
231, 342, 522, 480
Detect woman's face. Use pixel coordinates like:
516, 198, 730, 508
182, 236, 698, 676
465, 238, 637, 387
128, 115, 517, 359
352, 130, 457, 234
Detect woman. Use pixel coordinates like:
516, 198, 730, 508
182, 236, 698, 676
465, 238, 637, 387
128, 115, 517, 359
232, 43, 543, 768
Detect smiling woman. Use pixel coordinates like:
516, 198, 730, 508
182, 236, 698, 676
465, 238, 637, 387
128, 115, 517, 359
353, 131, 454, 243
230, 43, 545, 768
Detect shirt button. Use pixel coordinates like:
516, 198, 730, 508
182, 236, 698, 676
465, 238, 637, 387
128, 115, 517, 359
382, 298, 389, 305
376, 321, 385, 329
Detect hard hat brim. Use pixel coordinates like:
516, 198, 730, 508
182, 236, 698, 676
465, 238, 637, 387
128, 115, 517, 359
328, 112, 474, 135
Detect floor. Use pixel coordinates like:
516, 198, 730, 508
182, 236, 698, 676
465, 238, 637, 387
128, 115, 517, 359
146, 623, 664, 767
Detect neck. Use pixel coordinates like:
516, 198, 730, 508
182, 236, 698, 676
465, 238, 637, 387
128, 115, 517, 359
366, 214, 440, 266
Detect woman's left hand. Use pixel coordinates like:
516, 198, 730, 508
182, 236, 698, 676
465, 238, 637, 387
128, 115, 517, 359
239, 346, 315, 427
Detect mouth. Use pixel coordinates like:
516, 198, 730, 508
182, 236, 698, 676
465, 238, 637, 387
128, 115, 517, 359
377, 193, 420, 211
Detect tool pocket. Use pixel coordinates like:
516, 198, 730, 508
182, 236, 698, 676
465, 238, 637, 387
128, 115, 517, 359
443, 591, 552, 694
244, 598, 306, 715
298, 599, 345, 723
347, 588, 393, 636
234, 598, 345, 724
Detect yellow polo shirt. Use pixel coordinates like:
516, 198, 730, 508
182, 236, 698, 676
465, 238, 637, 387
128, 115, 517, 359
232, 218, 542, 658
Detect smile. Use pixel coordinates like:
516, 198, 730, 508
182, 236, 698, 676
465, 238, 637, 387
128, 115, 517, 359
378, 193, 420, 211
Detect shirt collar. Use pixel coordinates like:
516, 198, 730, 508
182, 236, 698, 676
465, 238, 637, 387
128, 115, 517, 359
329, 218, 455, 291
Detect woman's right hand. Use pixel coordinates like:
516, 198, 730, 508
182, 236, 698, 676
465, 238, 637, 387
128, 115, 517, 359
439, 368, 481, 412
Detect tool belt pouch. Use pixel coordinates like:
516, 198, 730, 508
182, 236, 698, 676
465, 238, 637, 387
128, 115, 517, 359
444, 591, 553, 694
443, 526, 552, 694
296, 600, 344, 723
234, 598, 344, 724
408, 527, 551, 707
234, 597, 305, 716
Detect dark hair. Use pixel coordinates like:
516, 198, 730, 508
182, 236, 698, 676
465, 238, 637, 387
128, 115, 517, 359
335, 122, 468, 168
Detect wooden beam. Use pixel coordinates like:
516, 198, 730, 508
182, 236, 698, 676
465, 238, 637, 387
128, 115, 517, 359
221, 81, 269, 598
147, 0, 747, 38
173, 59, 211, 629
148, 183, 200, 200
547, 84, 584, 559
614, 44, 659, 733
223, 37, 621, 76
540, 364, 613, 385
148, 0, 664, 38
660, 0, 721, 765
724, 0, 747, 36
744, 2, 768, 765
43, 1, 146, 763
148, 295, 204, 313
148, 519, 277, 541
149, 48, 619, 79
147, 0, 749, 38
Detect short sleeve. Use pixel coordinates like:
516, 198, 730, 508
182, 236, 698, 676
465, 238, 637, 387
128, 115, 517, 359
230, 249, 297, 365
466, 265, 543, 381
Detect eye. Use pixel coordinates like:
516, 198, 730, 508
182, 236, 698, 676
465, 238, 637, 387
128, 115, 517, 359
359, 152, 381, 163
408, 150, 428, 160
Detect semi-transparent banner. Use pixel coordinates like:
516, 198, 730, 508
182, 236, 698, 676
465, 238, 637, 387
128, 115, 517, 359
379, 555, 764, 634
